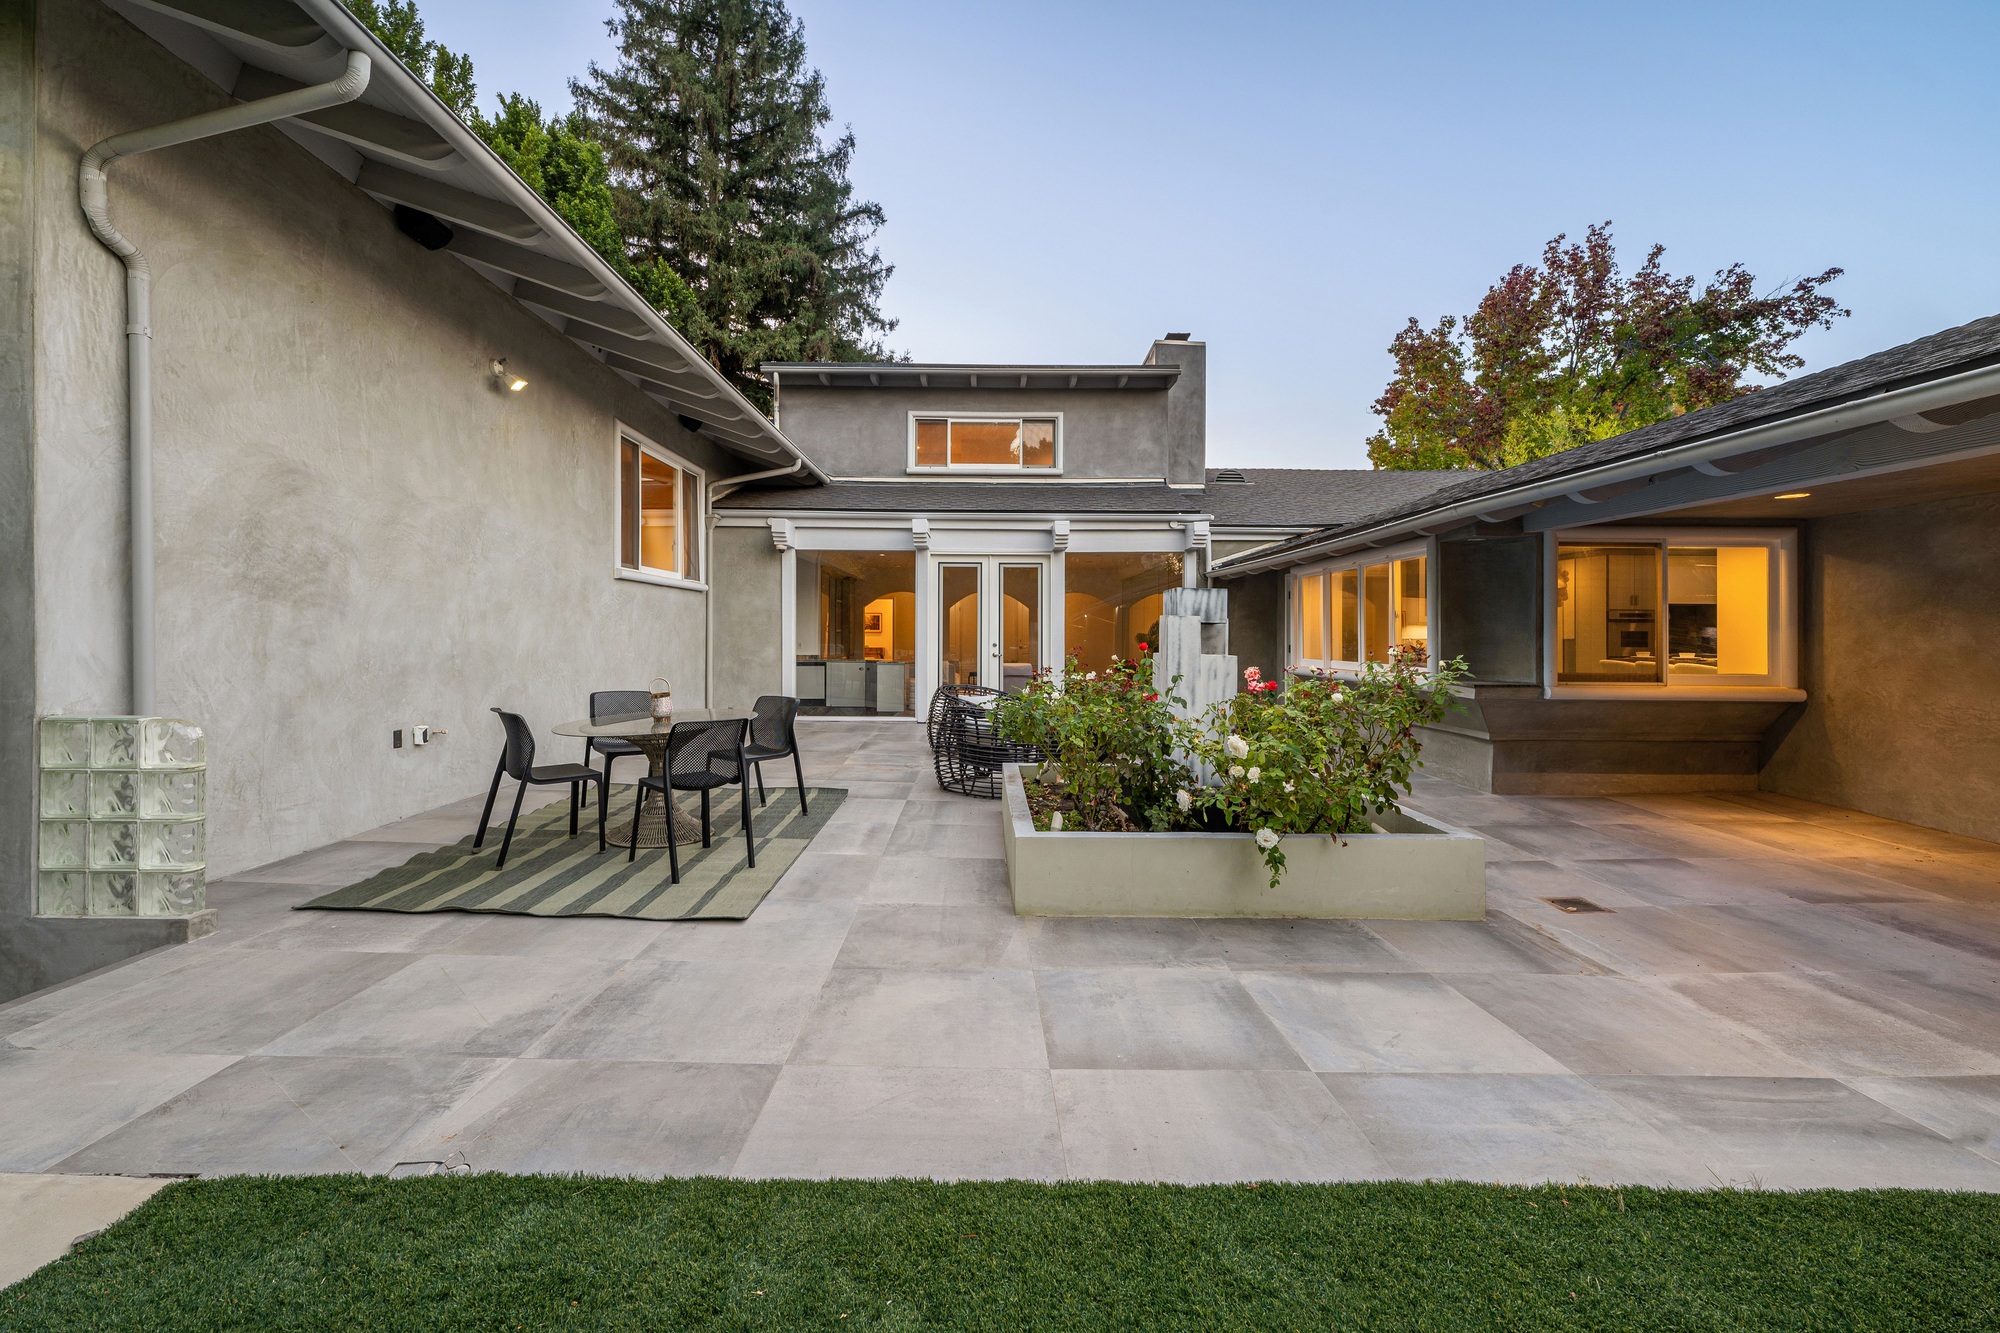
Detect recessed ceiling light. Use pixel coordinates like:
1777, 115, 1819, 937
1774, 491, 1811, 500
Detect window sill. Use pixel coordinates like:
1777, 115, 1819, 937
615, 567, 708, 592
1546, 685, 1806, 702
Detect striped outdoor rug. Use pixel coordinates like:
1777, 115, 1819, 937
296, 785, 845, 921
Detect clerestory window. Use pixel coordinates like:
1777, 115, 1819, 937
908, 415, 1060, 472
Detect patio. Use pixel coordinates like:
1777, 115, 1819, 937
2, 719, 1998, 1189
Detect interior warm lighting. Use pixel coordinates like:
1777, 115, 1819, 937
490, 358, 528, 392
1773, 491, 1811, 500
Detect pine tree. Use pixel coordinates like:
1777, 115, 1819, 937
573, 0, 895, 406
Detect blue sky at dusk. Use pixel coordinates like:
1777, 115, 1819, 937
421, 0, 2000, 467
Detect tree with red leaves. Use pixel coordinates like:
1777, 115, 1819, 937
1367, 223, 1847, 471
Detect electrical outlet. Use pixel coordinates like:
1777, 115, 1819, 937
391, 729, 403, 749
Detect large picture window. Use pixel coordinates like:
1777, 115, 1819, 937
1554, 529, 1790, 689
1290, 549, 1428, 674
794, 551, 915, 716
1064, 552, 1182, 673
617, 433, 702, 582
910, 415, 1060, 472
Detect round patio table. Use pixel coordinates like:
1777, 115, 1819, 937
552, 709, 751, 849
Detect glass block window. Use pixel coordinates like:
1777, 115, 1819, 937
39, 715, 205, 918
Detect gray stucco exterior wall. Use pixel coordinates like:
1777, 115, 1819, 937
708, 524, 782, 713
1437, 534, 1541, 683
1144, 338, 1206, 487
6, 0, 752, 997
775, 386, 1173, 480
1762, 492, 2000, 840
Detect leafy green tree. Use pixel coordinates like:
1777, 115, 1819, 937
1368, 223, 1848, 470
573, 0, 896, 404
348, 0, 476, 117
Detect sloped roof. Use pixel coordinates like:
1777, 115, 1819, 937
1213, 311, 2000, 573
1201, 468, 1464, 528
104, 0, 820, 477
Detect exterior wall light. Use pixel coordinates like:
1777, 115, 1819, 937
490, 358, 528, 392
1773, 491, 1812, 500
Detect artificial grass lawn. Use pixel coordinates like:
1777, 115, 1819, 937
4, 1177, 1995, 1331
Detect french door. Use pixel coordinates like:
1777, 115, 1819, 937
936, 557, 1048, 693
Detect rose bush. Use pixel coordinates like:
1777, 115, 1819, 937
1180, 651, 1468, 886
992, 650, 1184, 831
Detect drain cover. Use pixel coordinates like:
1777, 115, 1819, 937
1543, 896, 1611, 914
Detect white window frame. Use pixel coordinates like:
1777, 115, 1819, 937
614, 424, 707, 589
905, 412, 1064, 475
1544, 525, 1800, 699
1286, 538, 1435, 677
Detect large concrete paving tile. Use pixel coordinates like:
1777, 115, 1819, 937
805, 819, 898, 857
0, 1048, 237, 1172
0, 945, 216, 1039
1668, 973, 2000, 1077
1202, 919, 1411, 972
525, 959, 830, 1064
231, 839, 435, 886
641, 901, 856, 971
834, 903, 1038, 971
1444, 974, 1816, 1077
54, 1054, 503, 1177
884, 816, 1005, 860
5, 949, 414, 1056
1485, 860, 1657, 914
400, 1059, 779, 1177
1517, 903, 1804, 977
1054, 1069, 1386, 1183
1036, 968, 1306, 1071
823, 796, 909, 828
1589, 1076, 2000, 1191
0, 1174, 171, 1290
230, 908, 484, 954
1236, 973, 1569, 1074
433, 913, 671, 960
731, 1066, 1064, 1180
1029, 918, 1232, 969
1570, 856, 1922, 909
262, 954, 621, 1058
1472, 822, 1676, 864
1362, 916, 1599, 975
1844, 900, 2000, 964
1320, 1073, 1703, 1186
1685, 901, 1989, 978
187, 879, 326, 947
1845, 1076, 2000, 1170
899, 798, 1003, 827
857, 857, 1011, 908
791, 967, 1048, 1069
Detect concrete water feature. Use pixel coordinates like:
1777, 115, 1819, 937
1, 720, 1998, 1192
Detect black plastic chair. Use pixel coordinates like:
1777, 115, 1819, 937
585, 689, 650, 786
741, 695, 808, 815
626, 716, 754, 883
473, 708, 607, 869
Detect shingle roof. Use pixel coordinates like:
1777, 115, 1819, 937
1202, 468, 1465, 528
715, 481, 1206, 515
1214, 311, 2000, 570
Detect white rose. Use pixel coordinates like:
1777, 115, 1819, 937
1224, 734, 1250, 760
1175, 789, 1192, 813
1254, 828, 1279, 850
1228, 764, 1244, 780
1085, 671, 1097, 681
1329, 690, 1344, 704
1283, 780, 1295, 793
1050, 811, 1063, 832
1246, 766, 1260, 783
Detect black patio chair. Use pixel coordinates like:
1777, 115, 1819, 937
934, 693, 1042, 799
626, 716, 754, 883
585, 689, 650, 786
472, 708, 607, 869
741, 694, 808, 815
926, 682, 1000, 750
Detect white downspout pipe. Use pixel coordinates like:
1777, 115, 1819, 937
704, 456, 807, 706
79, 51, 371, 714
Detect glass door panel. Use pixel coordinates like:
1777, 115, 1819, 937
940, 563, 982, 687
1001, 564, 1041, 693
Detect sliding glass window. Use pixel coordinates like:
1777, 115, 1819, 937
1556, 533, 1786, 688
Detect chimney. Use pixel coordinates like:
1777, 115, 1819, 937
1145, 334, 1206, 486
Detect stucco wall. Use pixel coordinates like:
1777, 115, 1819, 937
709, 524, 783, 713
31, 0, 739, 881
775, 384, 1172, 480
1762, 492, 2000, 841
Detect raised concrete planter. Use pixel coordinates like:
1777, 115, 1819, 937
1002, 764, 1485, 920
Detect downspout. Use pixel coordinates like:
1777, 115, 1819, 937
704, 456, 808, 705
79, 51, 371, 714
